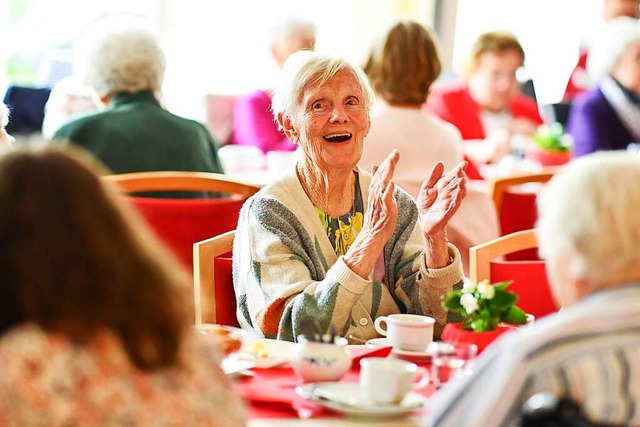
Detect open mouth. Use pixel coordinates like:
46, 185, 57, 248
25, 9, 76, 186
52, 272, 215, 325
323, 133, 352, 143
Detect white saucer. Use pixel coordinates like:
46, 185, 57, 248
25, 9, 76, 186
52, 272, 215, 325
366, 338, 436, 362
296, 382, 425, 417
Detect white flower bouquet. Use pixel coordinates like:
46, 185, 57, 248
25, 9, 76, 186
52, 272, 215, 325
442, 279, 527, 333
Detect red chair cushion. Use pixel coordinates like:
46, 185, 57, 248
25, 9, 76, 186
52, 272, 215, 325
490, 260, 559, 319
499, 190, 540, 261
127, 197, 245, 272
214, 255, 239, 327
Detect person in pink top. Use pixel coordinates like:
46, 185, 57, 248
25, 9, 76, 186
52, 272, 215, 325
233, 17, 317, 153
424, 31, 543, 167
360, 21, 499, 276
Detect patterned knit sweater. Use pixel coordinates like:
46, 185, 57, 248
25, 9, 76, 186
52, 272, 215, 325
233, 165, 464, 342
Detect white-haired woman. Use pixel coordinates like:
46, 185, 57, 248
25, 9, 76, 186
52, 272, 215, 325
52, 15, 223, 193
232, 16, 317, 153
429, 152, 640, 426
567, 16, 640, 157
233, 51, 467, 342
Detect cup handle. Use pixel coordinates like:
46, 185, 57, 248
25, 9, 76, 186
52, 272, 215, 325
373, 316, 388, 336
412, 367, 430, 390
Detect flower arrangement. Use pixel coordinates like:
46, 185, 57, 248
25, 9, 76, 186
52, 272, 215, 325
442, 279, 527, 333
532, 123, 571, 153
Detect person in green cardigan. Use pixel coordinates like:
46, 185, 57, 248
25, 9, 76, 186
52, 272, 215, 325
53, 16, 223, 197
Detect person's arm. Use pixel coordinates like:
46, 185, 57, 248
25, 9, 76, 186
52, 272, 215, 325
566, 97, 608, 158
233, 93, 296, 153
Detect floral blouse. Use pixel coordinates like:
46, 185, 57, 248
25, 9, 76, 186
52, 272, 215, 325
0, 324, 246, 426
314, 174, 364, 256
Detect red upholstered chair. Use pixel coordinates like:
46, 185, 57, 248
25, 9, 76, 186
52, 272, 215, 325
193, 230, 238, 326
489, 171, 555, 260
469, 229, 560, 320
104, 172, 260, 274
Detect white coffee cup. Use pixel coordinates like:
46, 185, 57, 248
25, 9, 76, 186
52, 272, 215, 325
359, 357, 429, 404
374, 314, 435, 351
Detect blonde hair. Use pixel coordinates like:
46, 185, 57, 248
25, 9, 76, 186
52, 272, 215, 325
464, 31, 525, 78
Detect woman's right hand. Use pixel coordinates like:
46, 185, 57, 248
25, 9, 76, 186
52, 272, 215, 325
343, 150, 399, 279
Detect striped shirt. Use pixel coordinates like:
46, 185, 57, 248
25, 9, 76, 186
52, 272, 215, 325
427, 283, 640, 427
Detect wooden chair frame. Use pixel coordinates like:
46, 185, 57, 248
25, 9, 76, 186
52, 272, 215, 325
193, 230, 235, 325
489, 171, 555, 214
469, 229, 538, 284
104, 171, 261, 197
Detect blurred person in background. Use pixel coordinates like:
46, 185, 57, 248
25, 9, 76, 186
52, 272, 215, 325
424, 31, 543, 168
563, 0, 640, 102
567, 17, 640, 157
234, 51, 467, 342
232, 16, 317, 153
0, 146, 245, 426
52, 15, 223, 191
428, 152, 640, 426
360, 21, 498, 276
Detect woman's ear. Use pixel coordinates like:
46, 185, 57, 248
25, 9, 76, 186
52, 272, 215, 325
278, 113, 298, 142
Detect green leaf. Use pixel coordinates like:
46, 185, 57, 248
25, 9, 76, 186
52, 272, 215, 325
489, 291, 517, 309
502, 306, 527, 325
442, 291, 463, 311
492, 281, 513, 291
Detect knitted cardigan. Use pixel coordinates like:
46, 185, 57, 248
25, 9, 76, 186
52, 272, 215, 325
233, 165, 464, 342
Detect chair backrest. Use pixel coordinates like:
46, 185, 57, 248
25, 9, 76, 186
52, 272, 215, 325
104, 172, 260, 272
470, 229, 560, 319
193, 230, 237, 326
490, 171, 555, 260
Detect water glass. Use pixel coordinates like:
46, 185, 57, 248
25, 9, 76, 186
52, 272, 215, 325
430, 341, 477, 388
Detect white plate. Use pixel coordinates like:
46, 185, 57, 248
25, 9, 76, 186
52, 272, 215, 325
238, 337, 293, 368
295, 382, 425, 417
366, 338, 436, 362
221, 358, 256, 378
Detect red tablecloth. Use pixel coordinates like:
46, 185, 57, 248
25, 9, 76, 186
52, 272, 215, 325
235, 345, 435, 420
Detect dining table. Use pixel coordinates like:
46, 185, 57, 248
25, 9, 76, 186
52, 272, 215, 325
227, 337, 436, 427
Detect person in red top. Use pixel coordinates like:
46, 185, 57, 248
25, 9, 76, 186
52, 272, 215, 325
563, 0, 640, 102
424, 31, 542, 168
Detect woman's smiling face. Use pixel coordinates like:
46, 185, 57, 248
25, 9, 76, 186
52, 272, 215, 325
286, 70, 370, 173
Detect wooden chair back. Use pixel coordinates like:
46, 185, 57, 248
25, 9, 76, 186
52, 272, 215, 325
193, 230, 238, 326
104, 172, 259, 271
470, 229, 559, 319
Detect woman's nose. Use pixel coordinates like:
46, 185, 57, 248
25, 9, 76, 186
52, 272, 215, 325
330, 105, 348, 122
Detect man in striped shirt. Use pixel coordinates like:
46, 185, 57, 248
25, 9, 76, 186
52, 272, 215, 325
428, 152, 640, 427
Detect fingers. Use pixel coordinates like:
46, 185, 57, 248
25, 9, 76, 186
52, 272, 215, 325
423, 161, 445, 191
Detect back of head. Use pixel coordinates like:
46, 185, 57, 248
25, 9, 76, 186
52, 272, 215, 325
0, 146, 188, 370
365, 21, 442, 105
587, 16, 640, 83
537, 152, 640, 289
271, 50, 375, 125
269, 16, 317, 67
464, 31, 525, 78
75, 15, 166, 98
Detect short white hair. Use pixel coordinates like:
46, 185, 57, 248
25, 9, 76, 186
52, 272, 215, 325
269, 17, 317, 49
587, 16, 640, 82
271, 51, 376, 127
75, 15, 165, 98
537, 152, 640, 286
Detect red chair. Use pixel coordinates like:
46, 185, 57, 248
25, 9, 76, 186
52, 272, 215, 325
104, 172, 260, 274
489, 171, 555, 260
193, 230, 238, 326
469, 229, 560, 320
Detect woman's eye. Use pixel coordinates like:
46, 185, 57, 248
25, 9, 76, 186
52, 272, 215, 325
346, 98, 358, 106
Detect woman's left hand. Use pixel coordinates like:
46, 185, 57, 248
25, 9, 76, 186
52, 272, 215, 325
416, 161, 467, 266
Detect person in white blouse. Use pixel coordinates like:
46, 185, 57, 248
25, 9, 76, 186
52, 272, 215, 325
360, 21, 498, 275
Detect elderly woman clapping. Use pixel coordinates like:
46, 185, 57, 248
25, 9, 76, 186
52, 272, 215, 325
234, 51, 467, 342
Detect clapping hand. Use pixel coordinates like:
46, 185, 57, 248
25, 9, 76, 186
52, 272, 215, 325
417, 161, 467, 239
